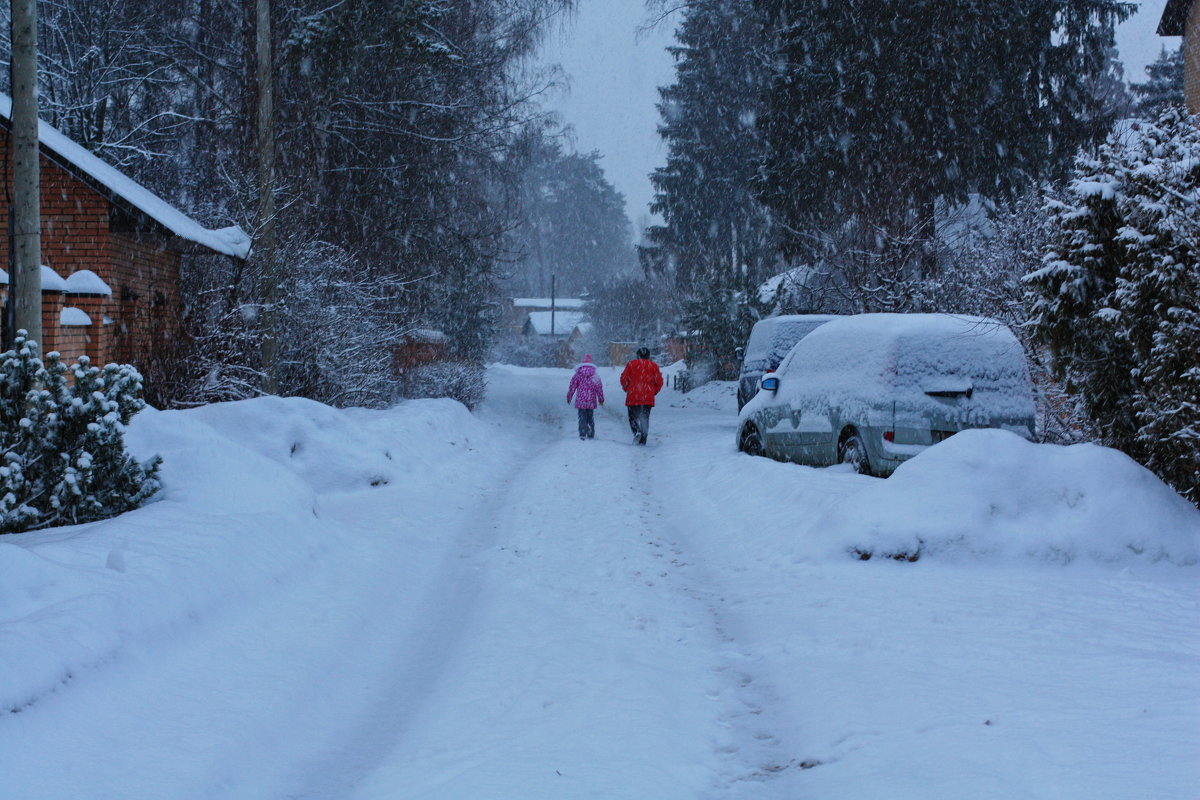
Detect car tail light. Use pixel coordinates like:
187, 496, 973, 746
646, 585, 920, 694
883, 430, 895, 443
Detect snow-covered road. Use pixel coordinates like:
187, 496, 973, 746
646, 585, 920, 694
1, 365, 1197, 798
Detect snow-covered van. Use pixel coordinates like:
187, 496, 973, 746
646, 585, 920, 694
736, 313, 1036, 476
736, 314, 840, 410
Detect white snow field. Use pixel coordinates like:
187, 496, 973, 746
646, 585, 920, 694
1, 364, 1197, 799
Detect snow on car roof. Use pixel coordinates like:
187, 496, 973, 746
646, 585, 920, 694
0, 93, 251, 259
777, 313, 1034, 419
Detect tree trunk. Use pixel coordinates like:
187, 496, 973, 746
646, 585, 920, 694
255, 0, 278, 393
10, 0, 41, 347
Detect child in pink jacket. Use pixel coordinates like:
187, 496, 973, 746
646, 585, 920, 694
566, 354, 605, 440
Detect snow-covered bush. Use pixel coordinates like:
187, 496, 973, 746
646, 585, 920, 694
0, 333, 161, 534
395, 361, 486, 411
1026, 108, 1200, 502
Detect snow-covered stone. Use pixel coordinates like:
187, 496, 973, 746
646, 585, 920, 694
64, 269, 113, 296
59, 307, 92, 327
39, 265, 67, 292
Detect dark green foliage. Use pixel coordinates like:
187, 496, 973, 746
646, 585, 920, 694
1131, 47, 1186, 119
1026, 109, 1200, 502
755, 0, 1135, 258
680, 272, 767, 381
642, 0, 777, 294
0, 333, 160, 534
585, 275, 678, 347
509, 137, 637, 296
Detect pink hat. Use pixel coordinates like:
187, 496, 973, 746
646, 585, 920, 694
582, 354, 593, 363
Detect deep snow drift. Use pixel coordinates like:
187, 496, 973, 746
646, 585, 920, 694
1, 365, 1196, 799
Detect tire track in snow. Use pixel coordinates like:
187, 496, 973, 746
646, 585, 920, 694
627, 429, 807, 797
273, 408, 574, 797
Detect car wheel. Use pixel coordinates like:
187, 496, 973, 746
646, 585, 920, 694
838, 431, 872, 476
739, 423, 764, 457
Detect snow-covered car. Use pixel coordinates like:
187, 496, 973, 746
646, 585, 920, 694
736, 314, 840, 410
736, 313, 1037, 476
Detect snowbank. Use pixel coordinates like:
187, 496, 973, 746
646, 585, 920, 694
0, 396, 482, 714
817, 429, 1200, 565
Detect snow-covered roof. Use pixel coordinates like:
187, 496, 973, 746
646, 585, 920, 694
40, 265, 67, 292
0, 94, 250, 259
513, 297, 586, 310
525, 310, 587, 336
0, 267, 7, 285
408, 329, 448, 343
60, 306, 92, 327
64, 269, 112, 296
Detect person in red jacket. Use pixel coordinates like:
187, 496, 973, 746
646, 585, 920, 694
619, 347, 663, 445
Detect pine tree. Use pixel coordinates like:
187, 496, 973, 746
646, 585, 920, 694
642, 0, 778, 294
1026, 108, 1200, 502
755, 0, 1135, 260
510, 138, 637, 296
1130, 47, 1185, 119
0, 333, 160, 534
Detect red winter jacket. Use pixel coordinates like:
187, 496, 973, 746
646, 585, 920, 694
620, 358, 663, 406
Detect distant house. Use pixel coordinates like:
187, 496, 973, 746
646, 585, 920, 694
506, 296, 586, 333
0, 93, 249, 376
522, 309, 592, 367
1160, 0, 1199, 112
522, 310, 590, 340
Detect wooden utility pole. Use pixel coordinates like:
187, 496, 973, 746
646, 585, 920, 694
255, 0, 279, 393
10, 0, 41, 346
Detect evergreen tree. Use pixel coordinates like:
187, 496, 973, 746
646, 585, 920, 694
0, 333, 160, 534
1026, 108, 1200, 502
642, 0, 777, 295
509, 137, 637, 296
1131, 47, 1185, 118
755, 0, 1135, 261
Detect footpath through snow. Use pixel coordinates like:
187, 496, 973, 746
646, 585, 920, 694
0, 364, 1197, 799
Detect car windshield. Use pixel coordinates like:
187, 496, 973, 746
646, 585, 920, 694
742, 318, 834, 376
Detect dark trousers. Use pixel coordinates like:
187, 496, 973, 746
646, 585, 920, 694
577, 408, 595, 439
627, 405, 652, 444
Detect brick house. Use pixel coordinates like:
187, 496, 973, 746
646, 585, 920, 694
1160, 0, 1199, 112
0, 93, 249, 374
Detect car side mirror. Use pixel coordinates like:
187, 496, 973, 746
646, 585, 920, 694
761, 376, 780, 393
734, 346, 745, 362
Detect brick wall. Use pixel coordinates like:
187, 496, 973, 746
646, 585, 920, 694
108, 233, 184, 368
39, 288, 64, 356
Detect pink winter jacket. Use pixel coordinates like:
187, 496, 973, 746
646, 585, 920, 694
567, 364, 605, 409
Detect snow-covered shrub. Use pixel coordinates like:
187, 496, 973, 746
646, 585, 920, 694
1026, 108, 1200, 502
0, 333, 161, 534
490, 335, 561, 368
170, 238, 414, 409
395, 361, 486, 410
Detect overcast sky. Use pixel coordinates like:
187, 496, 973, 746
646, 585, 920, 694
538, 0, 1180, 233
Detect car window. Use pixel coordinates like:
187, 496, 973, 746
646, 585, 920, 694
742, 317, 836, 376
